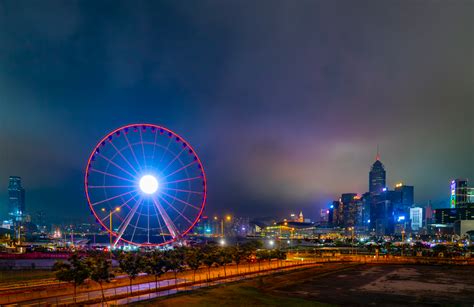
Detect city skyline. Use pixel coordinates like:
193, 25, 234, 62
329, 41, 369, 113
0, 1, 472, 221
1, 153, 469, 224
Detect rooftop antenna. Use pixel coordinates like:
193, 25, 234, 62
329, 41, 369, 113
376, 144, 380, 161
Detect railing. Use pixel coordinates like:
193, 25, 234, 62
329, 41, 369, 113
0, 252, 74, 260
341, 254, 474, 265
0, 258, 340, 305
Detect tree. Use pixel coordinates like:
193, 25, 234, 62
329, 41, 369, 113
215, 247, 233, 277
265, 250, 276, 268
242, 241, 261, 272
433, 244, 448, 257
144, 250, 167, 291
53, 253, 90, 303
201, 244, 218, 280
231, 244, 246, 274
118, 252, 143, 295
256, 250, 269, 271
164, 247, 185, 286
87, 253, 114, 303
273, 249, 287, 267
413, 242, 426, 256
184, 247, 203, 282
384, 242, 393, 255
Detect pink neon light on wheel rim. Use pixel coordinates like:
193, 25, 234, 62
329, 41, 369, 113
85, 124, 207, 247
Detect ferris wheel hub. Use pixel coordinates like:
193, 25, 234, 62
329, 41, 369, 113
139, 175, 159, 194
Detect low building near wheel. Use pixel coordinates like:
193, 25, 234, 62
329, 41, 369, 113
454, 220, 474, 238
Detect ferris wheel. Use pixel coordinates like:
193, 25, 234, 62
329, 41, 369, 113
85, 124, 207, 247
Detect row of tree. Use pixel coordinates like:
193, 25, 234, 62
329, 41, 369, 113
53, 242, 287, 303
53, 252, 113, 303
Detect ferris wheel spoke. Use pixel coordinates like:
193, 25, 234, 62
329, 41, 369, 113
150, 129, 159, 160
160, 190, 201, 210
99, 193, 138, 223
139, 129, 147, 170
156, 194, 193, 225
91, 189, 137, 207
163, 176, 203, 185
113, 198, 141, 247
151, 199, 168, 242
160, 147, 187, 174
90, 168, 136, 184
89, 185, 136, 189
123, 132, 143, 172
147, 202, 150, 243
161, 161, 197, 180
152, 197, 179, 239
161, 187, 204, 195
114, 199, 139, 234
109, 142, 140, 176
159, 137, 173, 163
97, 153, 138, 180
129, 204, 144, 245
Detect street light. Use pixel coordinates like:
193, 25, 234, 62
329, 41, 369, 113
401, 229, 406, 257
102, 207, 121, 249
348, 227, 355, 254
217, 215, 232, 237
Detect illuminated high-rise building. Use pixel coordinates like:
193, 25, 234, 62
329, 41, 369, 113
369, 150, 386, 194
8, 176, 25, 217
320, 209, 330, 223
345, 194, 364, 228
368, 150, 387, 234
450, 179, 469, 208
394, 183, 414, 207
298, 211, 304, 223
410, 207, 423, 231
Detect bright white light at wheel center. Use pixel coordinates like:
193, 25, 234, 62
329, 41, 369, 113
139, 175, 159, 194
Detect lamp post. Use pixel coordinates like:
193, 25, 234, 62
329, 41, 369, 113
102, 207, 121, 250
401, 229, 406, 257
349, 227, 355, 255
217, 215, 232, 237
221, 219, 224, 237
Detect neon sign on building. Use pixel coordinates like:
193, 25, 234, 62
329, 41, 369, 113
450, 180, 456, 208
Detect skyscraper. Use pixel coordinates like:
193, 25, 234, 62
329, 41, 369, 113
395, 184, 414, 207
410, 207, 423, 231
298, 211, 304, 223
8, 176, 25, 217
368, 150, 388, 234
340, 193, 363, 228
394, 183, 415, 218
450, 179, 470, 208
369, 151, 386, 194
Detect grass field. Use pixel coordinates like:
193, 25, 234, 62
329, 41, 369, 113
135, 283, 327, 306
134, 263, 474, 306
133, 263, 351, 306
0, 270, 55, 284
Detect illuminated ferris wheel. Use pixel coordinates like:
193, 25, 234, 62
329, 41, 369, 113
85, 124, 207, 247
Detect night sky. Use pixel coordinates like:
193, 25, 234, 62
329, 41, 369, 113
0, 1, 472, 223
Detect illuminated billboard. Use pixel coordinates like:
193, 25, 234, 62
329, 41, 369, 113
450, 180, 456, 208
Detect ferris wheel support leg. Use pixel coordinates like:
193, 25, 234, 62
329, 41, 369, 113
152, 197, 179, 239
113, 200, 140, 247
